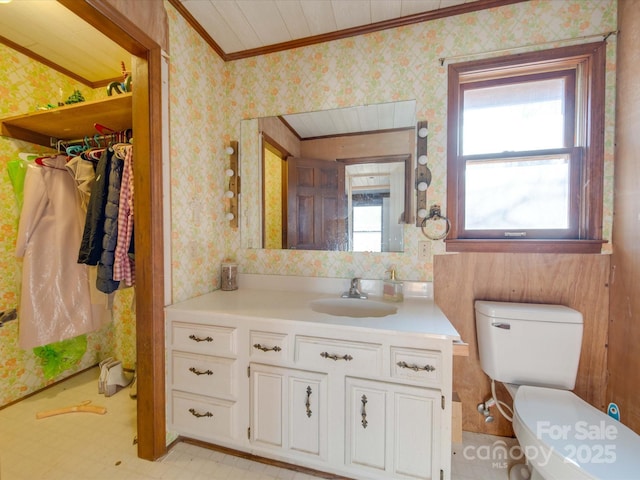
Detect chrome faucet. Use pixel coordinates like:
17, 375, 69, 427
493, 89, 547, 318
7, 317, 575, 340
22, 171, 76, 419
342, 277, 368, 299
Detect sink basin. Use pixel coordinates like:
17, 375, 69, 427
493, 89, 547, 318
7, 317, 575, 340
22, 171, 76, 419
310, 298, 397, 318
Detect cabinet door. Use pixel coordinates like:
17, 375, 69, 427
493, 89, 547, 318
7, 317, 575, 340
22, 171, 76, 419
288, 372, 327, 458
393, 387, 441, 479
346, 381, 387, 472
251, 366, 284, 448
250, 364, 327, 460
346, 378, 441, 480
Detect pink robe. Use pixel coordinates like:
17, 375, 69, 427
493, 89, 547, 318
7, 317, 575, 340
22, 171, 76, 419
15, 155, 99, 349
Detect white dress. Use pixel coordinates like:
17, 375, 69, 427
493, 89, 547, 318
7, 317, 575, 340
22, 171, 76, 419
15, 155, 100, 349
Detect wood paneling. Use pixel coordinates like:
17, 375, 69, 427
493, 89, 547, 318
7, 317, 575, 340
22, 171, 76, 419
434, 252, 610, 437
607, 0, 640, 435
300, 129, 414, 161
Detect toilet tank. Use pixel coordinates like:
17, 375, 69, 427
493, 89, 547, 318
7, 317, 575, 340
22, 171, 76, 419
475, 301, 583, 389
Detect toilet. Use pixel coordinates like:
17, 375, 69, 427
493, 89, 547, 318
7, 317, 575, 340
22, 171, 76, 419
475, 300, 640, 480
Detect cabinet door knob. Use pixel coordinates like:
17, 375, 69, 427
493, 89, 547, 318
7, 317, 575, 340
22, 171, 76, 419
253, 343, 282, 353
188, 367, 213, 376
396, 361, 435, 372
361, 395, 368, 429
188, 408, 213, 419
189, 334, 213, 343
320, 352, 353, 361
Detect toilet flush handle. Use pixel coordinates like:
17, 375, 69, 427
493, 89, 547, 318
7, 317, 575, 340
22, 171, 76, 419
492, 322, 511, 330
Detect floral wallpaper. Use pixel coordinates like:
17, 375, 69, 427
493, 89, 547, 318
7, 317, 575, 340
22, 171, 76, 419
263, 149, 283, 249
167, 0, 616, 305
0, 44, 135, 406
166, 5, 229, 302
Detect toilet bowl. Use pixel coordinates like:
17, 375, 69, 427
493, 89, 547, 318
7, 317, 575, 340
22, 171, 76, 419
474, 301, 640, 480
512, 385, 640, 480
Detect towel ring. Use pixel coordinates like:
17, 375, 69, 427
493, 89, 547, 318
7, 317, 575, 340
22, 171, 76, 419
420, 205, 451, 240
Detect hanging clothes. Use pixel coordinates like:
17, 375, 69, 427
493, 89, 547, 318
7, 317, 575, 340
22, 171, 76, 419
96, 150, 123, 294
15, 156, 101, 349
78, 148, 112, 265
7, 158, 28, 212
65, 154, 97, 211
113, 145, 135, 286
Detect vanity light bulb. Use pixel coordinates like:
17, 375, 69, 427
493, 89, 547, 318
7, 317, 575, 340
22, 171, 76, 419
224, 191, 234, 199
418, 155, 428, 165
418, 208, 428, 218
225, 169, 234, 177
226, 212, 235, 221
418, 127, 428, 138
225, 146, 235, 155
418, 182, 429, 192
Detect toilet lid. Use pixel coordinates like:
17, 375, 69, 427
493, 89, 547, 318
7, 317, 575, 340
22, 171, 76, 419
514, 386, 640, 480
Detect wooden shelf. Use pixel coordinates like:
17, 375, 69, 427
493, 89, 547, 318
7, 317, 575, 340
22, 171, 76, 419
0, 93, 132, 147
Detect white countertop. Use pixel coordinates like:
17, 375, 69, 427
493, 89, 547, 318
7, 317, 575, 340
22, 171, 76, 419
167, 275, 461, 340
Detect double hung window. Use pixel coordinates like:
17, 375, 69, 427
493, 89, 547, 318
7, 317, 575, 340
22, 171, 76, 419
446, 43, 606, 253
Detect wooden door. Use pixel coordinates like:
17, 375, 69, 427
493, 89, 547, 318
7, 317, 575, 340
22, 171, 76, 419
287, 157, 346, 250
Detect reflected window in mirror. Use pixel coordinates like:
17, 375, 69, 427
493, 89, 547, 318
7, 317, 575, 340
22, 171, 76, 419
353, 201, 384, 252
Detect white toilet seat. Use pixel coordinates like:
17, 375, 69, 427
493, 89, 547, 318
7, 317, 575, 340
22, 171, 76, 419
513, 385, 640, 480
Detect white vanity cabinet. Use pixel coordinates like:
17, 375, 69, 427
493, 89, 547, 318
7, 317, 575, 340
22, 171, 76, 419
166, 284, 459, 480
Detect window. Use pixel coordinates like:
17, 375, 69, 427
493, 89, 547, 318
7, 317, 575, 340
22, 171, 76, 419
351, 194, 388, 252
446, 42, 607, 253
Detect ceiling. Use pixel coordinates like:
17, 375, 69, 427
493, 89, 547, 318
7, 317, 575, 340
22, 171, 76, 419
0, 0, 130, 87
281, 100, 416, 139
173, 0, 493, 59
0, 0, 522, 87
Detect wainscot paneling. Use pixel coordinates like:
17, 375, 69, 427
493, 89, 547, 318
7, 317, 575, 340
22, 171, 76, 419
607, 0, 640, 435
434, 252, 610, 437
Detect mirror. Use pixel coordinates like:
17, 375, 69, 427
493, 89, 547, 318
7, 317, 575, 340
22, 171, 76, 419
240, 100, 416, 251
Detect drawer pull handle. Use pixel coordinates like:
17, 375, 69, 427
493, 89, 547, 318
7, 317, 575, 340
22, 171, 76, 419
396, 361, 436, 372
361, 395, 368, 428
320, 352, 353, 361
189, 367, 213, 376
188, 408, 213, 419
189, 334, 213, 343
253, 343, 282, 353
305, 386, 312, 418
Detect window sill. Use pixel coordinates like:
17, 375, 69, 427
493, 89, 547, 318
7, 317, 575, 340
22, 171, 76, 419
444, 239, 606, 254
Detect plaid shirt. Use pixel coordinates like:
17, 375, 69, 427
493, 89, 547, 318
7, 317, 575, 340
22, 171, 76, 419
113, 145, 135, 286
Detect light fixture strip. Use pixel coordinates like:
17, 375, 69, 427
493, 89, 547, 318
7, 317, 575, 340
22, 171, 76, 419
227, 140, 239, 227
415, 120, 429, 226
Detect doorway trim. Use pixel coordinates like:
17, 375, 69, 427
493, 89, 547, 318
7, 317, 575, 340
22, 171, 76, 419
59, 0, 168, 461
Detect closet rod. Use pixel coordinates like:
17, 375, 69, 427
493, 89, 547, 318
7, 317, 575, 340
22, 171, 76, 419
49, 131, 132, 149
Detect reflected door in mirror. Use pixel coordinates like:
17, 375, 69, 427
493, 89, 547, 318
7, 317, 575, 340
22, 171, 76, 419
287, 157, 347, 250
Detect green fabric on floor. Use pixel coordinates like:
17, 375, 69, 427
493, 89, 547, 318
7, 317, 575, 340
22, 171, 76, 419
33, 335, 87, 379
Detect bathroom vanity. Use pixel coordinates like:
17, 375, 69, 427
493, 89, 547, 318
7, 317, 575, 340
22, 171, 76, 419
165, 275, 461, 480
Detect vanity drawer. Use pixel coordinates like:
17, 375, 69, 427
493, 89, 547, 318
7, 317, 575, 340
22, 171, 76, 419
171, 352, 235, 398
390, 347, 441, 385
295, 336, 382, 375
171, 391, 235, 440
250, 331, 288, 361
171, 321, 237, 357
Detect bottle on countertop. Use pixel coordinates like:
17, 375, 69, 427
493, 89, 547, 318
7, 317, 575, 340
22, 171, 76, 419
383, 268, 404, 302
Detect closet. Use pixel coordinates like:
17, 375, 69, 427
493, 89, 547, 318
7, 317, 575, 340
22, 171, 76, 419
0, 0, 168, 461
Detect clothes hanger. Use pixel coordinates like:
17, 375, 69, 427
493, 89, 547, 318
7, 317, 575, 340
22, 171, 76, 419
18, 152, 39, 162
34, 157, 66, 170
